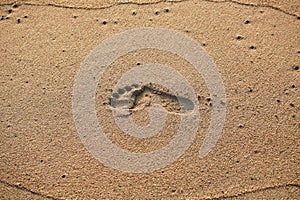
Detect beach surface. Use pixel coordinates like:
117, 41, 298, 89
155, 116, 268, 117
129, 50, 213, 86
0, 0, 299, 199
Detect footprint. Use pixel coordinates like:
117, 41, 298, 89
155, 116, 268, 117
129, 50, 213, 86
109, 83, 141, 110
109, 83, 195, 114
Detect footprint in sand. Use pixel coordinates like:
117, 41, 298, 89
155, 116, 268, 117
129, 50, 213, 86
109, 82, 195, 115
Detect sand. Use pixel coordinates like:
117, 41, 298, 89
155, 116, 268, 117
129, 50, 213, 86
0, 0, 299, 199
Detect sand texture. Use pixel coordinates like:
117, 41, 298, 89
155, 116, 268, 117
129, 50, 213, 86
0, 0, 299, 199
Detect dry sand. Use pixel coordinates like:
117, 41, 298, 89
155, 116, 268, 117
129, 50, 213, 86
0, 0, 299, 199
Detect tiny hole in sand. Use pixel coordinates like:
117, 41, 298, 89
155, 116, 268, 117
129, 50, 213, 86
292, 66, 299, 71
